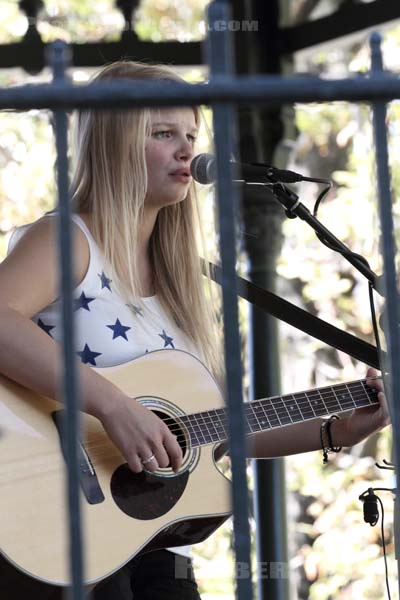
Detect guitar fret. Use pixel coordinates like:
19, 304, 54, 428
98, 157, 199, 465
197, 412, 216, 442
185, 421, 202, 446
359, 381, 376, 406
245, 404, 259, 433
254, 401, 272, 432
258, 401, 272, 430
202, 411, 221, 441
197, 412, 214, 443
365, 383, 378, 403
272, 397, 292, 425
247, 403, 268, 433
335, 384, 356, 410
306, 390, 329, 417
214, 409, 228, 440
295, 392, 315, 419
317, 388, 330, 413
186, 424, 201, 446
281, 394, 301, 423
179, 415, 194, 436
328, 386, 342, 413
260, 401, 279, 427
318, 388, 335, 416
190, 416, 207, 445
344, 384, 357, 408
250, 401, 278, 429
295, 390, 316, 417
258, 402, 280, 428
291, 393, 304, 421
208, 413, 224, 441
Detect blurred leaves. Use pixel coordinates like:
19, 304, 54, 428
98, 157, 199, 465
0, 0, 211, 43
0, 4, 399, 599
0, 109, 55, 256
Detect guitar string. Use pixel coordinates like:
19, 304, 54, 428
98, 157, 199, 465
137, 377, 381, 432
79, 382, 377, 450
0, 387, 378, 488
80, 382, 380, 451
79, 388, 379, 454
0, 387, 382, 485
46, 377, 381, 451
0, 384, 381, 482
80, 376, 382, 447
0, 383, 379, 473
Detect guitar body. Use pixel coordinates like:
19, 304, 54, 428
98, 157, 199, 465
0, 349, 231, 586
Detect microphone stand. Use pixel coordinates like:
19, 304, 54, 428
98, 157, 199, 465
266, 177, 400, 569
267, 179, 382, 294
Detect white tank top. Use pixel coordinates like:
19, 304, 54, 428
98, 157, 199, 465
9, 213, 198, 557
28, 214, 200, 369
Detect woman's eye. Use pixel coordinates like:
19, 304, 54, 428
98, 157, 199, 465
187, 134, 197, 144
153, 130, 171, 138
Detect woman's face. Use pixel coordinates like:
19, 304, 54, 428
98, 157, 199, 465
144, 107, 198, 211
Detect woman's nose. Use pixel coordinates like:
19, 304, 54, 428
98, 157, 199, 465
176, 138, 194, 161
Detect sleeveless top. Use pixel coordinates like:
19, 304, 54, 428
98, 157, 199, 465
9, 213, 199, 557
21, 214, 200, 368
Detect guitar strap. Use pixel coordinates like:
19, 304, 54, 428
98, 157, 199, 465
204, 261, 380, 369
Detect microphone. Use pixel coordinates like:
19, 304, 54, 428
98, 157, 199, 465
359, 488, 380, 527
190, 153, 306, 185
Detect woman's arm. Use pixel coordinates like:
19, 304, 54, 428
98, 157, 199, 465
247, 368, 390, 459
0, 218, 182, 473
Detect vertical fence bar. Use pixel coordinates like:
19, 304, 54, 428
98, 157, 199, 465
49, 40, 85, 600
205, 2, 254, 598
370, 31, 400, 595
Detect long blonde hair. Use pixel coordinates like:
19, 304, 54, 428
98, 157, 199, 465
70, 61, 221, 377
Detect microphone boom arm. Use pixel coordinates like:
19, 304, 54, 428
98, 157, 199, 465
268, 180, 382, 294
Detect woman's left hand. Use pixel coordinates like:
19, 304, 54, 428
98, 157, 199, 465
337, 367, 391, 447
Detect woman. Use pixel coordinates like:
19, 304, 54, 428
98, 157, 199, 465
0, 61, 390, 599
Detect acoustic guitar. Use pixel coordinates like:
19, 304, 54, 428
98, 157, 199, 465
0, 348, 378, 586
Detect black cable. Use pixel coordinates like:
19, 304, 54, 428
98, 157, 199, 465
376, 494, 391, 600
369, 281, 383, 360
300, 173, 393, 598
291, 176, 376, 277
359, 487, 395, 600
313, 182, 332, 217
367, 284, 391, 598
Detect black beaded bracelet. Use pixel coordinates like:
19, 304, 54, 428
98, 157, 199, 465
320, 414, 342, 464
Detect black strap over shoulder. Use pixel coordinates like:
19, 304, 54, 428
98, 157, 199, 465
205, 261, 380, 369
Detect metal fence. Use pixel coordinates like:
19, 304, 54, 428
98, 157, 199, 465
1, 1, 400, 599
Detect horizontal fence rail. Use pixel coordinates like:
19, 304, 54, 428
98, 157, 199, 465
1, 74, 400, 110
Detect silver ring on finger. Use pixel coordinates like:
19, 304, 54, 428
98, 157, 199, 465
141, 453, 156, 466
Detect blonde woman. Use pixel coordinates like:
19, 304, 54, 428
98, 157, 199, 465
0, 61, 389, 599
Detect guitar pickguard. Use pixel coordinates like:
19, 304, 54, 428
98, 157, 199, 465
110, 464, 189, 520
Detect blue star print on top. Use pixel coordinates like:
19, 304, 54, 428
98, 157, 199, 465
7, 212, 201, 369
159, 329, 175, 348
107, 318, 131, 341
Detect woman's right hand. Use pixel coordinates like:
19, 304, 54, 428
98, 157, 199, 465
99, 396, 183, 473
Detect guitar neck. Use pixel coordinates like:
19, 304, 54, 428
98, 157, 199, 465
181, 378, 379, 448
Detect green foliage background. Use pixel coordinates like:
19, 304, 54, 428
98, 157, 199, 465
0, 3, 399, 599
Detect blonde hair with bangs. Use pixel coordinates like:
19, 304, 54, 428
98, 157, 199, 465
70, 61, 222, 378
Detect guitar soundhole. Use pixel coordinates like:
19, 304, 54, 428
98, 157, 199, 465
110, 464, 189, 520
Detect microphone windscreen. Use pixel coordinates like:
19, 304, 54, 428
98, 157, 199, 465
190, 153, 215, 184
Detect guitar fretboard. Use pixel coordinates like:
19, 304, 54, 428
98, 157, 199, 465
180, 379, 379, 448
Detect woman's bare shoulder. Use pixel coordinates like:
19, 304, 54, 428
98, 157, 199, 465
0, 215, 90, 317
